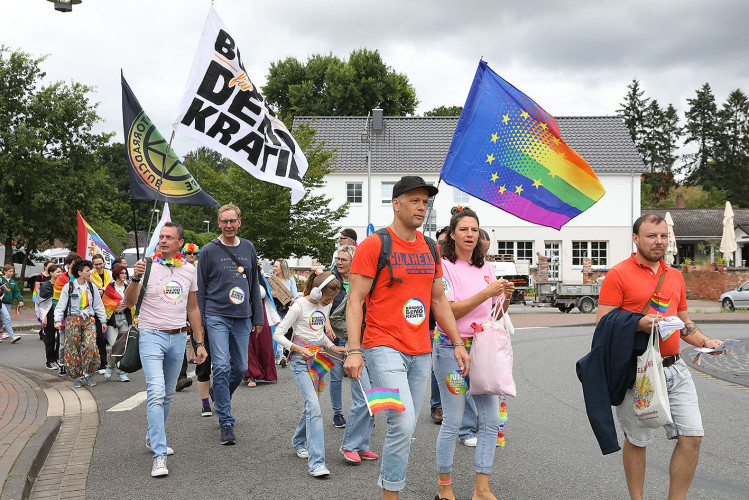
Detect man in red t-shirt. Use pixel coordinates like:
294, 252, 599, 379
597, 213, 723, 500
344, 176, 468, 500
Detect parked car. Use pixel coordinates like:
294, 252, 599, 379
719, 281, 749, 311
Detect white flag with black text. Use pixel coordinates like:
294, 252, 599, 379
173, 7, 308, 203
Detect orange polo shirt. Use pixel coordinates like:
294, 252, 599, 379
599, 253, 687, 356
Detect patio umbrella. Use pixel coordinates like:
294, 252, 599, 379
720, 201, 737, 262
664, 212, 678, 266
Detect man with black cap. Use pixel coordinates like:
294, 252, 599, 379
331, 228, 358, 270
344, 176, 469, 500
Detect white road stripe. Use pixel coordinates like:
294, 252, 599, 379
107, 391, 148, 412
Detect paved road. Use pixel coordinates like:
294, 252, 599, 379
3, 324, 748, 499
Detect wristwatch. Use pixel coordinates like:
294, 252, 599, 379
194, 341, 205, 348
130, 276, 141, 283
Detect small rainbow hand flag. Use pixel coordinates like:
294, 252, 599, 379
101, 286, 123, 319
15, 304, 21, 315
308, 349, 343, 393
650, 293, 670, 315
364, 387, 405, 415
31, 289, 37, 304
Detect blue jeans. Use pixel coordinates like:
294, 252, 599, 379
1, 303, 15, 337
329, 339, 346, 415
430, 337, 441, 409
205, 315, 252, 427
139, 328, 187, 458
341, 355, 375, 453
289, 352, 326, 471
433, 342, 500, 474
364, 345, 430, 492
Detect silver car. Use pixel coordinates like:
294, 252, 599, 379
719, 280, 749, 310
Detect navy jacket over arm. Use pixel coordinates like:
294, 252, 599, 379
576, 308, 649, 455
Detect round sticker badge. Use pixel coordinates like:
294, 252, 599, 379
446, 370, 467, 395
309, 310, 326, 331
228, 287, 245, 304
402, 298, 426, 326
442, 277, 451, 297
163, 281, 183, 301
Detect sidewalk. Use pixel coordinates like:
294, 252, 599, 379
0, 367, 98, 500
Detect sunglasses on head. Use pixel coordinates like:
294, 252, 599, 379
185, 252, 196, 255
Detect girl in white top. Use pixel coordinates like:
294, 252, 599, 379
272, 270, 345, 478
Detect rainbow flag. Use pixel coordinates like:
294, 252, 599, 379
650, 293, 670, 314
31, 289, 37, 304
53, 273, 70, 302
79, 288, 90, 310
15, 304, 21, 315
308, 349, 343, 393
1, 283, 10, 293
440, 60, 606, 230
77, 211, 115, 268
101, 286, 123, 320
364, 387, 405, 414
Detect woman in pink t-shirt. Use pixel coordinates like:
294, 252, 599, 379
433, 208, 513, 500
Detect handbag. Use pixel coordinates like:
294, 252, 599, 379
468, 295, 516, 397
113, 258, 152, 373
632, 323, 673, 427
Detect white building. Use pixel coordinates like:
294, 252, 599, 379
294, 114, 646, 283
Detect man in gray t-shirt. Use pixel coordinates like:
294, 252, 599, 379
197, 203, 263, 445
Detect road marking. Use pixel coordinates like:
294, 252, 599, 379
107, 391, 147, 412
515, 327, 549, 330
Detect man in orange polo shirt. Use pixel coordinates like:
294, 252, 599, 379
597, 213, 723, 500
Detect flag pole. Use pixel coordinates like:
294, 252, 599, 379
130, 200, 141, 261
424, 178, 441, 239
358, 380, 373, 417
144, 130, 175, 250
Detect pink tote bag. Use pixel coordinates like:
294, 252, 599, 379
468, 296, 516, 397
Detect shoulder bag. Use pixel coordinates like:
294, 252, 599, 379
112, 258, 152, 373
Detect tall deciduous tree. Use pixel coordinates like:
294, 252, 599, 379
263, 49, 418, 118
424, 105, 463, 116
0, 46, 112, 271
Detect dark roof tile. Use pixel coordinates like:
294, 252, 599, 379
648, 208, 749, 238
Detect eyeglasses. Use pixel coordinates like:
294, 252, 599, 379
185, 252, 196, 255
219, 218, 239, 225
335, 257, 350, 263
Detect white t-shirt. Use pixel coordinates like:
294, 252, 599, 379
273, 296, 334, 351
138, 263, 198, 331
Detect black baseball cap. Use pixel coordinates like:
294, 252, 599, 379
392, 176, 439, 199
340, 228, 357, 241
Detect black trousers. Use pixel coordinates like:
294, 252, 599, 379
43, 309, 58, 364
94, 316, 107, 370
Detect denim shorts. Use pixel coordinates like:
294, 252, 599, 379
616, 359, 704, 446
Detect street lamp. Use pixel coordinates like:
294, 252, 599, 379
203, 220, 210, 233
47, 0, 81, 12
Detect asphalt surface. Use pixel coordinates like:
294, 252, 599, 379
2, 323, 748, 499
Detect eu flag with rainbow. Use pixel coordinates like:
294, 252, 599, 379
441, 60, 606, 230
364, 387, 405, 415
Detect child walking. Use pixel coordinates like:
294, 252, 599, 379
273, 270, 345, 477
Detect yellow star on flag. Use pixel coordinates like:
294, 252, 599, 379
540, 122, 548, 130
490, 172, 499, 182
498, 184, 507, 194
486, 153, 495, 164
515, 185, 524, 195
502, 114, 510, 124
520, 111, 529, 120
490, 132, 499, 143
532, 179, 543, 188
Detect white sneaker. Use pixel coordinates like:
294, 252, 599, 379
151, 456, 168, 477
296, 447, 309, 458
461, 436, 478, 447
309, 465, 330, 477
146, 439, 174, 456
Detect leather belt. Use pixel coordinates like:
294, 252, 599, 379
161, 326, 191, 335
662, 353, 680, 368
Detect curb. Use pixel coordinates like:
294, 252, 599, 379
0, 417, 62, 500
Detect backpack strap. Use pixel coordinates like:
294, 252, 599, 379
424, 236, 439, 276
134, 258, 153, 317
65, 281, 75, 319
370, 228, 402, 298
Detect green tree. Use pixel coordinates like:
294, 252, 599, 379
642, 184, 728, 209
263, 49, 418, 118
712, 89, 749, 202
0, 46, 112, 273
683, 83, 719, 181
640, 100, 679, 203
618, 78, 650, 155
424, 105, 463, 116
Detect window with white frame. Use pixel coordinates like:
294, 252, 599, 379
496, 241, 533, 261
424, 210, 437, 233
346, 182, 362, 204
572, 241, 608, 267
381, 182, 394, 204
453, 187, 470, 205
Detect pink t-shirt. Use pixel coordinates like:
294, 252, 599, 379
436, 258, 497, 339
137, 263, 198, 331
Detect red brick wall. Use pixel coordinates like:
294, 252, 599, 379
682, 269, 749, 300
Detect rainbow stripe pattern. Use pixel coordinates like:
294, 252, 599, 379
364, 387, 405, 414
15, 304, 21, 315
31, 289, 37, 304
441, 60, 606, 230
101, 286, 123, 320
650, 293, 670, 314
308, 349, 343, 393
1, 283, 10, 293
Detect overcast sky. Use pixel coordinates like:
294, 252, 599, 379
2, 0, 748, 156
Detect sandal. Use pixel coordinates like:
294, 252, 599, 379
247, 379, 256, 387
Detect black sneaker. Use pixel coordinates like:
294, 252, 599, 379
58, 364, 67, 377
201, 404, 212, 417
220, 424, 236, 445
333, 414, 346, 428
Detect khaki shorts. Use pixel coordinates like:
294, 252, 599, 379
616, 359, 704, 447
